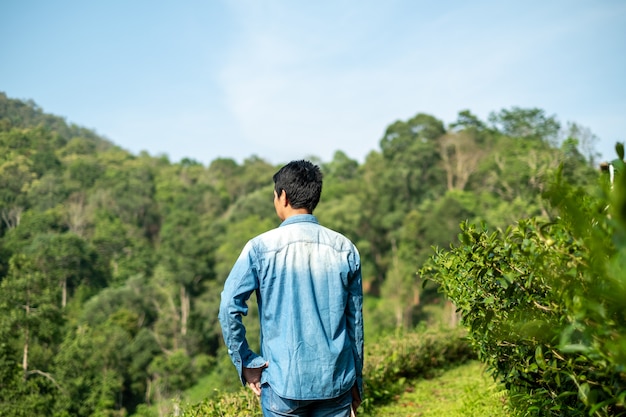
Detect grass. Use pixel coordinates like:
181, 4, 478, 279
370, 361, 511, 417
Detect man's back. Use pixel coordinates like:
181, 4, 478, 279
247, 214, 362, 399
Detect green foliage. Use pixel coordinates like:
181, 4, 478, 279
361, 326, 475, 413
422, 148, 626, 416
0, 254, 64, 360
488, 107, 560, 142
379, 113, 446, 205
0, 92, 609, 415
373, 361, 510, 417
179, 389, 262, 417
148, 349, 196, 394
53, 324, 129, 416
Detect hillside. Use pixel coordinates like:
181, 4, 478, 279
0, 92, 603, 416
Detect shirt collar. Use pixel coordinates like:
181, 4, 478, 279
279, 214, 319, 227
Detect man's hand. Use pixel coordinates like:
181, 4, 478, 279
243, 363, 268, 396
351, 384, 361, 416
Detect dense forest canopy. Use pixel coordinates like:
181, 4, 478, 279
0, 91, 603, 416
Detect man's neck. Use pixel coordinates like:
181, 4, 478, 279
282, 207, 311, 220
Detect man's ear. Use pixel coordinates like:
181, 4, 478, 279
279, 189, 289, 207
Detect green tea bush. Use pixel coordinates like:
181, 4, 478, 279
421, 146, 626, 416
361, 325, 475, 413
373, 361, 511, 417
180, 389, 262, 417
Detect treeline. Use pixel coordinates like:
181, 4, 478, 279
0, 91, 600, 416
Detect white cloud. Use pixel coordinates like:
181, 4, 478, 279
218, 1, 548, 162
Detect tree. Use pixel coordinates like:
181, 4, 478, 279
561, 122, 601, 167
157, 211, 214, 341
206, 158, 241, 210
379, 113, 446, 204
488, 107, 560, 144
0, 340, 60, 417
356, 151, 399, 292
93, 155, 160, 241
0, 155, 36, 231
316, 151, 362, 238
356, 113, 447, 293
0, 254, 63, 388
147, 349, 195, 412
65, 155, 105, 189
65, 279, 161, 415
449, 109, 487, 133
379, 234, 420, 330
26, 171, 71, 212
468, 131, 560, 221
322, 151, 359, 186
23, 232, 104, 308
438, 131, 485, 191
154, 162, 227, 355
90, 209, 155, 286
54, 323, 131, 416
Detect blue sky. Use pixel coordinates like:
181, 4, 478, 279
1, 0, 625, 166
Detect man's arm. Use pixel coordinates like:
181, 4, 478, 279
218, 241, 266, 386
346, 251, 364, 400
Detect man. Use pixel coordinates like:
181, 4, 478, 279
219, 160, 364, 417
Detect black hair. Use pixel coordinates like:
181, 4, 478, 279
273, 160, 323, 212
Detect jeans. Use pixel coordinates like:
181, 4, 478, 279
260, 383, 353, 417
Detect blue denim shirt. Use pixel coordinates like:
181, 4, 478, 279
219, 214, 363, 400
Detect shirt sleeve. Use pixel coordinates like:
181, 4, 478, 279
346, 249, 364, 398
218, 241, 266, 386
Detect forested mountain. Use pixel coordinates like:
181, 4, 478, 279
0, 91, 600, 416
